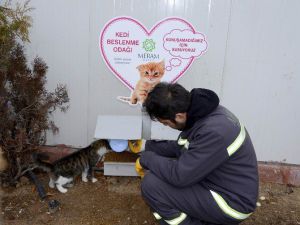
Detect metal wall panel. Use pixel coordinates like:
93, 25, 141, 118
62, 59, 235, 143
22, 0, 300, 163
25, 0, 90, 147
221, 0, 300, 164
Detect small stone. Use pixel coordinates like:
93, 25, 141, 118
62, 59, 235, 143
256, 202, 261, 207
48, 199, 60, 214
259, 196, 266, 201
108, 177, 118, 185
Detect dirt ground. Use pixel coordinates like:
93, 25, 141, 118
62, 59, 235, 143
1, 172, 300, 225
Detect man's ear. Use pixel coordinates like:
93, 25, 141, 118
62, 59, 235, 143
175, 113, 187, 123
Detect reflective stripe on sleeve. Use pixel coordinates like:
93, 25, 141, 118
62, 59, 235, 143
177, 137, 189, 149
210, 190, 252, 220
153, 212, 162, 220
178, 137, 188, 146
227, 122, 246, 156
153, 212, 187, 225
164, 212, 187, 225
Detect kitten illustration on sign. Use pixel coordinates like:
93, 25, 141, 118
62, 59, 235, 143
117, 60, 165, 105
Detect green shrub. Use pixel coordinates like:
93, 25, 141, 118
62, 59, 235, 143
0, 1, 69, 185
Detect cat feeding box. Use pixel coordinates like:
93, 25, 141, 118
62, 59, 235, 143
94, 114, 179, 176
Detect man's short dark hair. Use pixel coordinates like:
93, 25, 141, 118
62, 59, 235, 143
143, 82, 191, 121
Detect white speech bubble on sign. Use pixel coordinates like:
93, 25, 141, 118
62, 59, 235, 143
163, 29, 208, 59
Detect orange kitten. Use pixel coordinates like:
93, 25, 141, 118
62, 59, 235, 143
130, 60, 165, 104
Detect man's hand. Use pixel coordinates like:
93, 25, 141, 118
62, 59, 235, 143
135, 157, 145, 178
136, 151, 157, 177
139, 151, 156, 170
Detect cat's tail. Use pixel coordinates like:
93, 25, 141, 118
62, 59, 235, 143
32, 152, 54, 172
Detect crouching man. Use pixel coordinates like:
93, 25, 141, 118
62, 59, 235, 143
137, 82, 258, 225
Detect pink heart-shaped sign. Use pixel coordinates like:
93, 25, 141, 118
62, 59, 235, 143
100, 17, 207, 90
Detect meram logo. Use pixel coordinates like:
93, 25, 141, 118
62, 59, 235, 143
142, 39, 155, 52
138, 39, 159, 60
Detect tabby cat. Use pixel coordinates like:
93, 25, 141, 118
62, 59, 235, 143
33, 139, 109, 193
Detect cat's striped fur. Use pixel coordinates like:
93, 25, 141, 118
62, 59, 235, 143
33, 139, 109, 193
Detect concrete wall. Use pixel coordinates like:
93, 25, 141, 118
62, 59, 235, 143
22, 0, 300, 164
